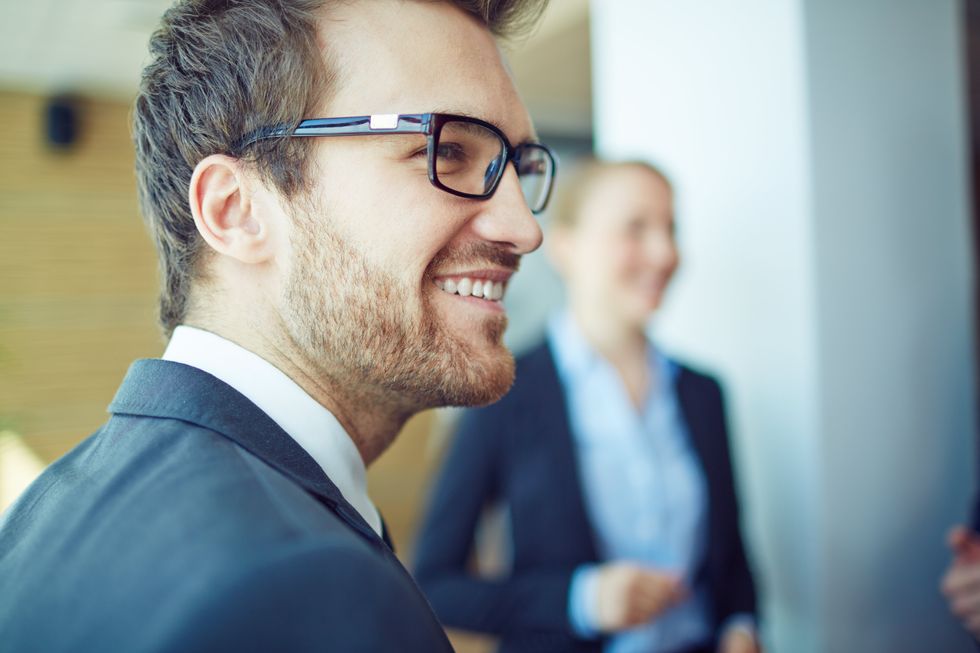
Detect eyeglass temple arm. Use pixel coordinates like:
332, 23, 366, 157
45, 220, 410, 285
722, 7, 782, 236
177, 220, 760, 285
234, 114, 431, 152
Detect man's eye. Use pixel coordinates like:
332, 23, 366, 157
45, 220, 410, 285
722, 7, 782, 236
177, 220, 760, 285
435, 142, 467, 162
518, 158, 546, 175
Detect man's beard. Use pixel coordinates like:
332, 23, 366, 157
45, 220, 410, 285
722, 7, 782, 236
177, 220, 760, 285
281, 206, 517, 409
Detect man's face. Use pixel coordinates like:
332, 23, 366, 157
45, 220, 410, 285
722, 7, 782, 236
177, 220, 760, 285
276, 0, 543, 409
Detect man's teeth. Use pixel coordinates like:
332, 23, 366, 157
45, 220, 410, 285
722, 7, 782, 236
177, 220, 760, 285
435, 278, 505, 301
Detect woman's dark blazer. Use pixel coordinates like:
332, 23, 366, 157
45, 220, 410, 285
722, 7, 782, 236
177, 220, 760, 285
413, 340, 758, 653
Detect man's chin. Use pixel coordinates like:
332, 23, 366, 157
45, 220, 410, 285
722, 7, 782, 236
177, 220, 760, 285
458, 350, 516, 407
436, 309, 513, 404
427, 344, 516, 408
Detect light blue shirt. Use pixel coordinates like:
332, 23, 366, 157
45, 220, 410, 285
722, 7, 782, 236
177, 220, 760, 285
548, 311, 713, 653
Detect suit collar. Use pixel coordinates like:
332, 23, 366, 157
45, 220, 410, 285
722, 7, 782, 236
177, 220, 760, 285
546, 311, 680, 407
108, 358, 386, 550
160, 326, 381, 537
673, 368, 713, 466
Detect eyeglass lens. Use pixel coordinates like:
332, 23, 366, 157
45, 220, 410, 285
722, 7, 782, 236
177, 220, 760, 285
515, 145, 552, 214
435, 119, 552, 212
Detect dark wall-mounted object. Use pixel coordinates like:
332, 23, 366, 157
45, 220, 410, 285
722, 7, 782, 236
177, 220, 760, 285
45, 96, 79, 150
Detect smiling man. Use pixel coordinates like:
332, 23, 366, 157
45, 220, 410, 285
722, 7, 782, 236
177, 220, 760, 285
0, 1, 552, 651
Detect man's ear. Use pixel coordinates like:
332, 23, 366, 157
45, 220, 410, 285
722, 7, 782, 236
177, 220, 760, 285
188, 154, 274, 264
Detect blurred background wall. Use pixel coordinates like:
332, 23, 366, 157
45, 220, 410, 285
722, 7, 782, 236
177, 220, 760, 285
590, 0, 976, 651
0, 1, 976, 652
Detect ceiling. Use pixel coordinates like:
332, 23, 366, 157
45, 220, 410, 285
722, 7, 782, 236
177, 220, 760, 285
0, 0, 592, 136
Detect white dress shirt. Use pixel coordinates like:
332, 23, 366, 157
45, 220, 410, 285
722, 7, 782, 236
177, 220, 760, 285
162, 325, 382, 536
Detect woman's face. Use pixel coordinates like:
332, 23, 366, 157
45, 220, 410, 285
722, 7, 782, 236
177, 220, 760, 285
552, 165, 679, 329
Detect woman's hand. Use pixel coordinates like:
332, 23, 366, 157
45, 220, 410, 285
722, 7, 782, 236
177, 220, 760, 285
719, 626, 761, 653
593, 562, 688, 632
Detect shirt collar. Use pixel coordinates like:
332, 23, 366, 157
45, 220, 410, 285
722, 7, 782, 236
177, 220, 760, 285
162, 325, 381, 536
547, 309, 678, 399
547, 309, 602, 380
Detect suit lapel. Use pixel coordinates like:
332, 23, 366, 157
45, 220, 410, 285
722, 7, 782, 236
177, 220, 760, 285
108, 359, 385, 550
674, 368, 722, 586
380, 513, 396, 553
674, 368, 715, 492
526, 342, 602, 562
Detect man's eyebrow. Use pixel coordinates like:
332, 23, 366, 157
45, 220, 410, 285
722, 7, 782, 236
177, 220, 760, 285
429, 107, 539, 146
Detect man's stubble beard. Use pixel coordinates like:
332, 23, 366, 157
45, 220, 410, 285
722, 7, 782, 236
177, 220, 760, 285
281, 203, 516, 409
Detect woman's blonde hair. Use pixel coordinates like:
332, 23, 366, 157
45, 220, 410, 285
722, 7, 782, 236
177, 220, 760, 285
551, 158, 672, 229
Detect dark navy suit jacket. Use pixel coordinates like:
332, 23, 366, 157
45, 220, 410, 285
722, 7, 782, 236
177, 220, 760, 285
413, 342, 757, 653
0, 359, 453, 653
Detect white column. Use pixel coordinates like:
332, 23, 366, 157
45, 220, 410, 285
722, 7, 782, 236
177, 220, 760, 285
590, 1, 975, 651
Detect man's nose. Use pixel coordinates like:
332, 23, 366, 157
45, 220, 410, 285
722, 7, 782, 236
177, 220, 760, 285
468, 165, 544, 255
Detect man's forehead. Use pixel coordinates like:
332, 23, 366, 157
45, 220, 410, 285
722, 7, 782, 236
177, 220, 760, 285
315, 0, 535, 143
431, 106, 538, 143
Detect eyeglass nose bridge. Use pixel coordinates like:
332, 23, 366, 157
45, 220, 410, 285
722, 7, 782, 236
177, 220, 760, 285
423, 125, 511, 201
464, 144, 531, 210
485, 143, 527, 194
480, 146, 525, 203
424, 115, 556, 213
436, 143, 538, 196
482, 143, 556, 214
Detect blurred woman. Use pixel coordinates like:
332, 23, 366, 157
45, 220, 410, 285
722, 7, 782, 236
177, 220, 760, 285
414, 160, 760, 653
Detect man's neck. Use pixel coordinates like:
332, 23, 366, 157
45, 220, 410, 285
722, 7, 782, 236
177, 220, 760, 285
182, 316, 413, 466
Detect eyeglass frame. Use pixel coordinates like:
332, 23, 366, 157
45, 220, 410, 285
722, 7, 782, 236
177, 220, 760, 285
235, 112, 557, 214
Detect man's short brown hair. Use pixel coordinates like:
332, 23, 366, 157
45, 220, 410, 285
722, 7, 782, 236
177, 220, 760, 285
133, 0, 547, 337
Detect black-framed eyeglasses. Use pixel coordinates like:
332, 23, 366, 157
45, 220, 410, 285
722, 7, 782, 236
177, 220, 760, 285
237, 112, 557, 214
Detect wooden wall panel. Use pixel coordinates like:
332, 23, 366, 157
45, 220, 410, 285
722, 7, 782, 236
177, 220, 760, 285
0, 91, 163, 462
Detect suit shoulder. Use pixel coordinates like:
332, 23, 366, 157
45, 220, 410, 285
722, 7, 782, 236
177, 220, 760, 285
169, 540, 449, 652
508, 340, 559, 401
0, 416, 447, 653
201, 539, 406, 605
673, 358, 723, 393
11, 412, 365, 561
514, 339, 554, 374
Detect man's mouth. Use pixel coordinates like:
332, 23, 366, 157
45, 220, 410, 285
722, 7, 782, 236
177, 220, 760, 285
433, 276, 505, 302
431, 268, 514, 304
